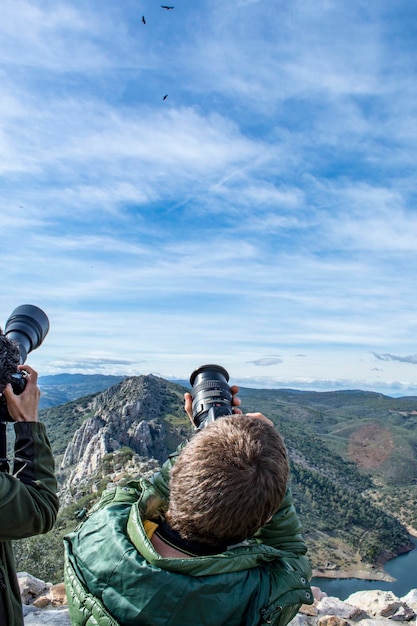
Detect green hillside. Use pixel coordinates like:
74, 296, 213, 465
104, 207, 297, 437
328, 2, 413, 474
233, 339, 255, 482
240, 387, 417, 488
240, 386, 417, 571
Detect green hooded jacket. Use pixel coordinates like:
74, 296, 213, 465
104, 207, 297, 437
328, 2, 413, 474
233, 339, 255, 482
0, 422, 59, 626
64, 447, 313, 626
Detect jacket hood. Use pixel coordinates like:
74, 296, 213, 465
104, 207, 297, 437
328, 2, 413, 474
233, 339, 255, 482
127, 500, 296, 577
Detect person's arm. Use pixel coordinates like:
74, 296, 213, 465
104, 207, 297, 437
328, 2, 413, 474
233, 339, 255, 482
151, 445, 184, 498
254, 487, 308, 555
255, 486, 312, 588
0, 365, 59, 540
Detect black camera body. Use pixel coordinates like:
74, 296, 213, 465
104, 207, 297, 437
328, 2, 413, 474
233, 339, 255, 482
189, 364, 233, 429
0, 305, 49, 422
0, 373, 29, 422
9, 371, 27, 395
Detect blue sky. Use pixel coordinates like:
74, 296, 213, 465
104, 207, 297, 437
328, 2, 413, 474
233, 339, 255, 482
2, 0, 417, 395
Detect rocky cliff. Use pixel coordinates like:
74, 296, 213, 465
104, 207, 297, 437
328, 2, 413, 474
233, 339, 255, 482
59, 374, 190, 503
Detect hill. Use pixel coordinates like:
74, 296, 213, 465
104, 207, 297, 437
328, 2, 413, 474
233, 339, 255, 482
12, 375, 416, 583
238, 387, 417, 487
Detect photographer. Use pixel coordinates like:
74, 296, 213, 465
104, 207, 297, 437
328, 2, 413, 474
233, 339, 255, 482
0, 331, 59, 626
65, 384, 313, 626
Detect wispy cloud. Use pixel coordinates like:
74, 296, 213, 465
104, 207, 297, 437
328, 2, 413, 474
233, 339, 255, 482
246, 358, 283, 367
46, 357, 139, 374
372, 353, 417, 365
2, 0, 417, 394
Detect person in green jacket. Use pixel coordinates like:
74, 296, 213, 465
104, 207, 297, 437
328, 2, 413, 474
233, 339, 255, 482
0, 330, 59, 626
65, 388, 313, 626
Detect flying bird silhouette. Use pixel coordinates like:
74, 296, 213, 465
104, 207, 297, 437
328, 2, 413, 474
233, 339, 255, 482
161, 5, 175, 9
142, 15, 146, 24
163, 94, 168, 100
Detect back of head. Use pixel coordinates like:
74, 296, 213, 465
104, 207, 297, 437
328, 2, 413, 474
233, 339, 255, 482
166, 414, 288, 548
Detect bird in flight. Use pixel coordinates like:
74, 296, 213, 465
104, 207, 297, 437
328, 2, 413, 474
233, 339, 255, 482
163, 94, 168, 100
142, 15, 146, 24
161, 5, 175, 9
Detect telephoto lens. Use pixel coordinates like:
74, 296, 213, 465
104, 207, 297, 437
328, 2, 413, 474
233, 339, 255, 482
0, 305, 49, 422
5, 304, 50, 365
189, 364, 233, 429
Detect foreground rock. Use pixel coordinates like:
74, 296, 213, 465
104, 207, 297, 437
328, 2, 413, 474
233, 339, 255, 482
18, 571, 417, 626
293, 587, 417, 626
18, 573, 70, 625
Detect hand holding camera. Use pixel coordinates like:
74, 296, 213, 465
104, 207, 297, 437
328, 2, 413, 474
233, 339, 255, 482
2, 365, 40, 422
186, 363, 273, 428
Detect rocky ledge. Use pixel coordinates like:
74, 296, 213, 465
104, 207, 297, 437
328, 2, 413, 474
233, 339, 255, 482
18, 572, 417, 626
18, 573, 70, 625
295, 587, 417, 626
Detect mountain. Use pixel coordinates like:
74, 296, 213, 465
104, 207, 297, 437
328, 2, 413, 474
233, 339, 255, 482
38, 373, 127, 409
238, 386, 417, 487
59, 375, 191, 502
13, 375, 416, 584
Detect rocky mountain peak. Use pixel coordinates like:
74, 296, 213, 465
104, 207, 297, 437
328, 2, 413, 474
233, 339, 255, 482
60, 374, 189, 498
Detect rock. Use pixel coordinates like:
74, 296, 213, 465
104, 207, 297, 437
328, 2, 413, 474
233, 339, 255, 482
312, 586, 329, 602
387, 605, 416, 621
17, 572, 51, 605
301, 603, 319, 616
24, 608, 70, 625
355, 617, 392, 626
33, 596, 50, 609
50, 582, 67, 606
402, 590, 417, 611
290, 614, 317, 626
22, 605, 37, 617
318, 616, 350, 626
16, 572, 69, 624
31, 582, 67, 609
316, 596, 368, 620
302, 588, 417, 626
347, 590, 416, 621
58, 375, 186, 503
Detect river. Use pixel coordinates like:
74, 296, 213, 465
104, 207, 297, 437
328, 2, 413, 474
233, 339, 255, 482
311, 539, 417, 600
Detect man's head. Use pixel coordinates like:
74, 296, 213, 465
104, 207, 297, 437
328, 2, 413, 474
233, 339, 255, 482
0, 329, 20, 394
166, 414, 288, 548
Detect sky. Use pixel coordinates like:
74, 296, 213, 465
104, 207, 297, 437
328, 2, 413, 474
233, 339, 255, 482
2, 0, 417, 396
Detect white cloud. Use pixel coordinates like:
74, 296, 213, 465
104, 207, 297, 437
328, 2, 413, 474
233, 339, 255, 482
2, 0, 417, 394
0, 0, 130, 71
372, 353, 417, 365
247, 358, 283, 367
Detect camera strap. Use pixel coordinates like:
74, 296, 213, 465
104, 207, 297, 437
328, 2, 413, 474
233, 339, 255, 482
0, 422, 9, 473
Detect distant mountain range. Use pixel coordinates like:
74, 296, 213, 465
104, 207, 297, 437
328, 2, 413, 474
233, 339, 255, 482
14, 373, 416, 584
38, 373, 128, 408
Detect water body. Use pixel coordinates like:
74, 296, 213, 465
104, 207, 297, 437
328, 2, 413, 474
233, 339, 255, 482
311, 539, 417, 600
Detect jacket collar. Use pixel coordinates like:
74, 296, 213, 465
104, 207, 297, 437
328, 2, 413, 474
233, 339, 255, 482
127, 500, 289, 577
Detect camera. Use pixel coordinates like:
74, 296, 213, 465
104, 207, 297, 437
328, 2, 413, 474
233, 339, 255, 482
189, 364, 233, 429
0, 305, 49, 422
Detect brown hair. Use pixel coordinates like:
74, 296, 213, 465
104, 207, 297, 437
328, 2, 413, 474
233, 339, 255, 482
166, 414, 288, 547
